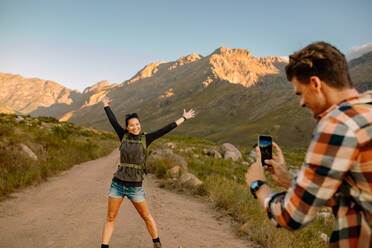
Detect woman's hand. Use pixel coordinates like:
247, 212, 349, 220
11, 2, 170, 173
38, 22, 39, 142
183, 109, 196, 120
102, 96, 112, 107
176, 109, 196, 126
264, 142, 292, 189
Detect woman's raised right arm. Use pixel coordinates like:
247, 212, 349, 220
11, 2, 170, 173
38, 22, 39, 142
102, 97, 126, 140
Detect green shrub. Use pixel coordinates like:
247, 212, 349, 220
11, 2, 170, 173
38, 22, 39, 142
147, 157, 175, 179
0, 123, 14, 137
100, 132, 117, 140
37, 116, 59, 123
79, 130, 96, 137
51, 125, 72, 139
0, 147, 40, 198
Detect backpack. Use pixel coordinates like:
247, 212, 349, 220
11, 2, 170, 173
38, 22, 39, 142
119, 133, 148, 174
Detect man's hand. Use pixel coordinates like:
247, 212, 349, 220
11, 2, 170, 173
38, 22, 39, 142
183, 109, 196, 120
245, 146, 267, 186
102, 96, 112, 107
245, 146, 273, 207
264, 142, 292, 189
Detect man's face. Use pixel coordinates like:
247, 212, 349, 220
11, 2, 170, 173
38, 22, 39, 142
291, 77, 328, 118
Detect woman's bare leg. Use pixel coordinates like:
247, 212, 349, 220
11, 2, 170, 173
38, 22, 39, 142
101, 196, 123, 245
131, 199, 158, 238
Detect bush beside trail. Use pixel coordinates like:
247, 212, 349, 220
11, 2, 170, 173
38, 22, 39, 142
147, 135, 334, 248
0, 113, 118, 200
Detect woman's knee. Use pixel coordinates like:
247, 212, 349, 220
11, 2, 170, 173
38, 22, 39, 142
106, 212, 118, 222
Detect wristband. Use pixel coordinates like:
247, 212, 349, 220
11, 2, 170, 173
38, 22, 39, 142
182, 116, 187, 121
250, 180, 267, 199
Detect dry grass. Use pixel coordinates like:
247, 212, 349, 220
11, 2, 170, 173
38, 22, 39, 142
148, 135, 333, 248
0, 113, 118, 200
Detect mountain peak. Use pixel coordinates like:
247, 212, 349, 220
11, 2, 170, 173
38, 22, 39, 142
212, 46, 231, 55
83, 80, 111, 93
208, 47, 284, 87
168, 53, 202, 70
211, 47, 252, 57
127, 62, 166, 84
177, 53, 202, 63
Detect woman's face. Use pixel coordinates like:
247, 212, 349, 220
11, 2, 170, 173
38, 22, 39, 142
126, 118, 141, 135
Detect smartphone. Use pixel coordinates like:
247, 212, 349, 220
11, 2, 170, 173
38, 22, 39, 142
259, 135, 272, 167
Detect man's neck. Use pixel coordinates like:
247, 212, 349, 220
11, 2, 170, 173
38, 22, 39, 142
326, 87, 359, 106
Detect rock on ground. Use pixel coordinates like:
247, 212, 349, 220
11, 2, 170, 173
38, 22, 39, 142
319, 233, 329, 242
180, 172, 203, 186
20, 143, 38, 160
248, 150, 256, 158
220, 143, 242, 161
169, 165, 181, 178
165, 142, 176, 149
207, 148, 222, 159
15, 116, 24, 123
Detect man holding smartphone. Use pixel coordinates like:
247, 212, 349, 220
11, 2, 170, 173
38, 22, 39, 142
245, 42, 372, 248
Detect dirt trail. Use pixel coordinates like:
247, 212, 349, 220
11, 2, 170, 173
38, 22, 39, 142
0, 150, 253, 248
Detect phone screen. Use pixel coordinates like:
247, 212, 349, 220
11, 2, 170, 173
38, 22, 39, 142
259, 135, 272, 167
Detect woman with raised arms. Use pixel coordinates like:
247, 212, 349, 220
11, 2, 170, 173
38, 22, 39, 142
100, 96, 195, 248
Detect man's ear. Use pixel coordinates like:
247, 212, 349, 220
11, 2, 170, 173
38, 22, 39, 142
309, 76, 322, 92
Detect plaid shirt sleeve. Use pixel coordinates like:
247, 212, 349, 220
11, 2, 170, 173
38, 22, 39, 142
265, 115, 358, 230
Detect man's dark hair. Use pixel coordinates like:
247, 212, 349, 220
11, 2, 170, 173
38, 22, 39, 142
285, 41, 353, 89
125, 113, 140, 127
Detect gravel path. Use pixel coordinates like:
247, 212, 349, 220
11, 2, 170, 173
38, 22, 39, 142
0, 150, 253, 248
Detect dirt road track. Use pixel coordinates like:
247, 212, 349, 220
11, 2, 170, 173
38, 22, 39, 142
0, 150, 253, 248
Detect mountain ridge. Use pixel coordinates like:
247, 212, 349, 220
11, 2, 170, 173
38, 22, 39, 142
1, 47, 371, 147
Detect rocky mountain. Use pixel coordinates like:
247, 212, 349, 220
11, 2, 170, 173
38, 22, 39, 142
35, 47, 311, 147
0, 73, 78, 114
1, 47, 371, 148
0, 72, 119, 120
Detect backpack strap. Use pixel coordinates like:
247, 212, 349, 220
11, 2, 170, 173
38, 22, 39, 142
119, 162, 144, 170
120, 133, 143, 148
141, 133, 148, 174
140, 134, 147, 152
120, 133, 127, 148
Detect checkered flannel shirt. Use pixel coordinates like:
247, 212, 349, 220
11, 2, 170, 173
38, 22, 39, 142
265, 91, 372, 248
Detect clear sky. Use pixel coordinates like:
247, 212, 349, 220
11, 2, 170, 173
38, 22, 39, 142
1, 0, 371, 91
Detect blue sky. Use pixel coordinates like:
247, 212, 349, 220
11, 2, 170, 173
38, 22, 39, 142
1, 0, 371, 91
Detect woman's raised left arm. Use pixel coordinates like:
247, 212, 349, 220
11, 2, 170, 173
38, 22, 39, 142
146, 109, 196, 146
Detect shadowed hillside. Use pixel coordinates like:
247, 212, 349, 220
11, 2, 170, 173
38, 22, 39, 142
349, 50, 372, 92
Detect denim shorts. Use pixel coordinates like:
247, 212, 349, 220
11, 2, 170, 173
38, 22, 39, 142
108, 181, 146, 202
